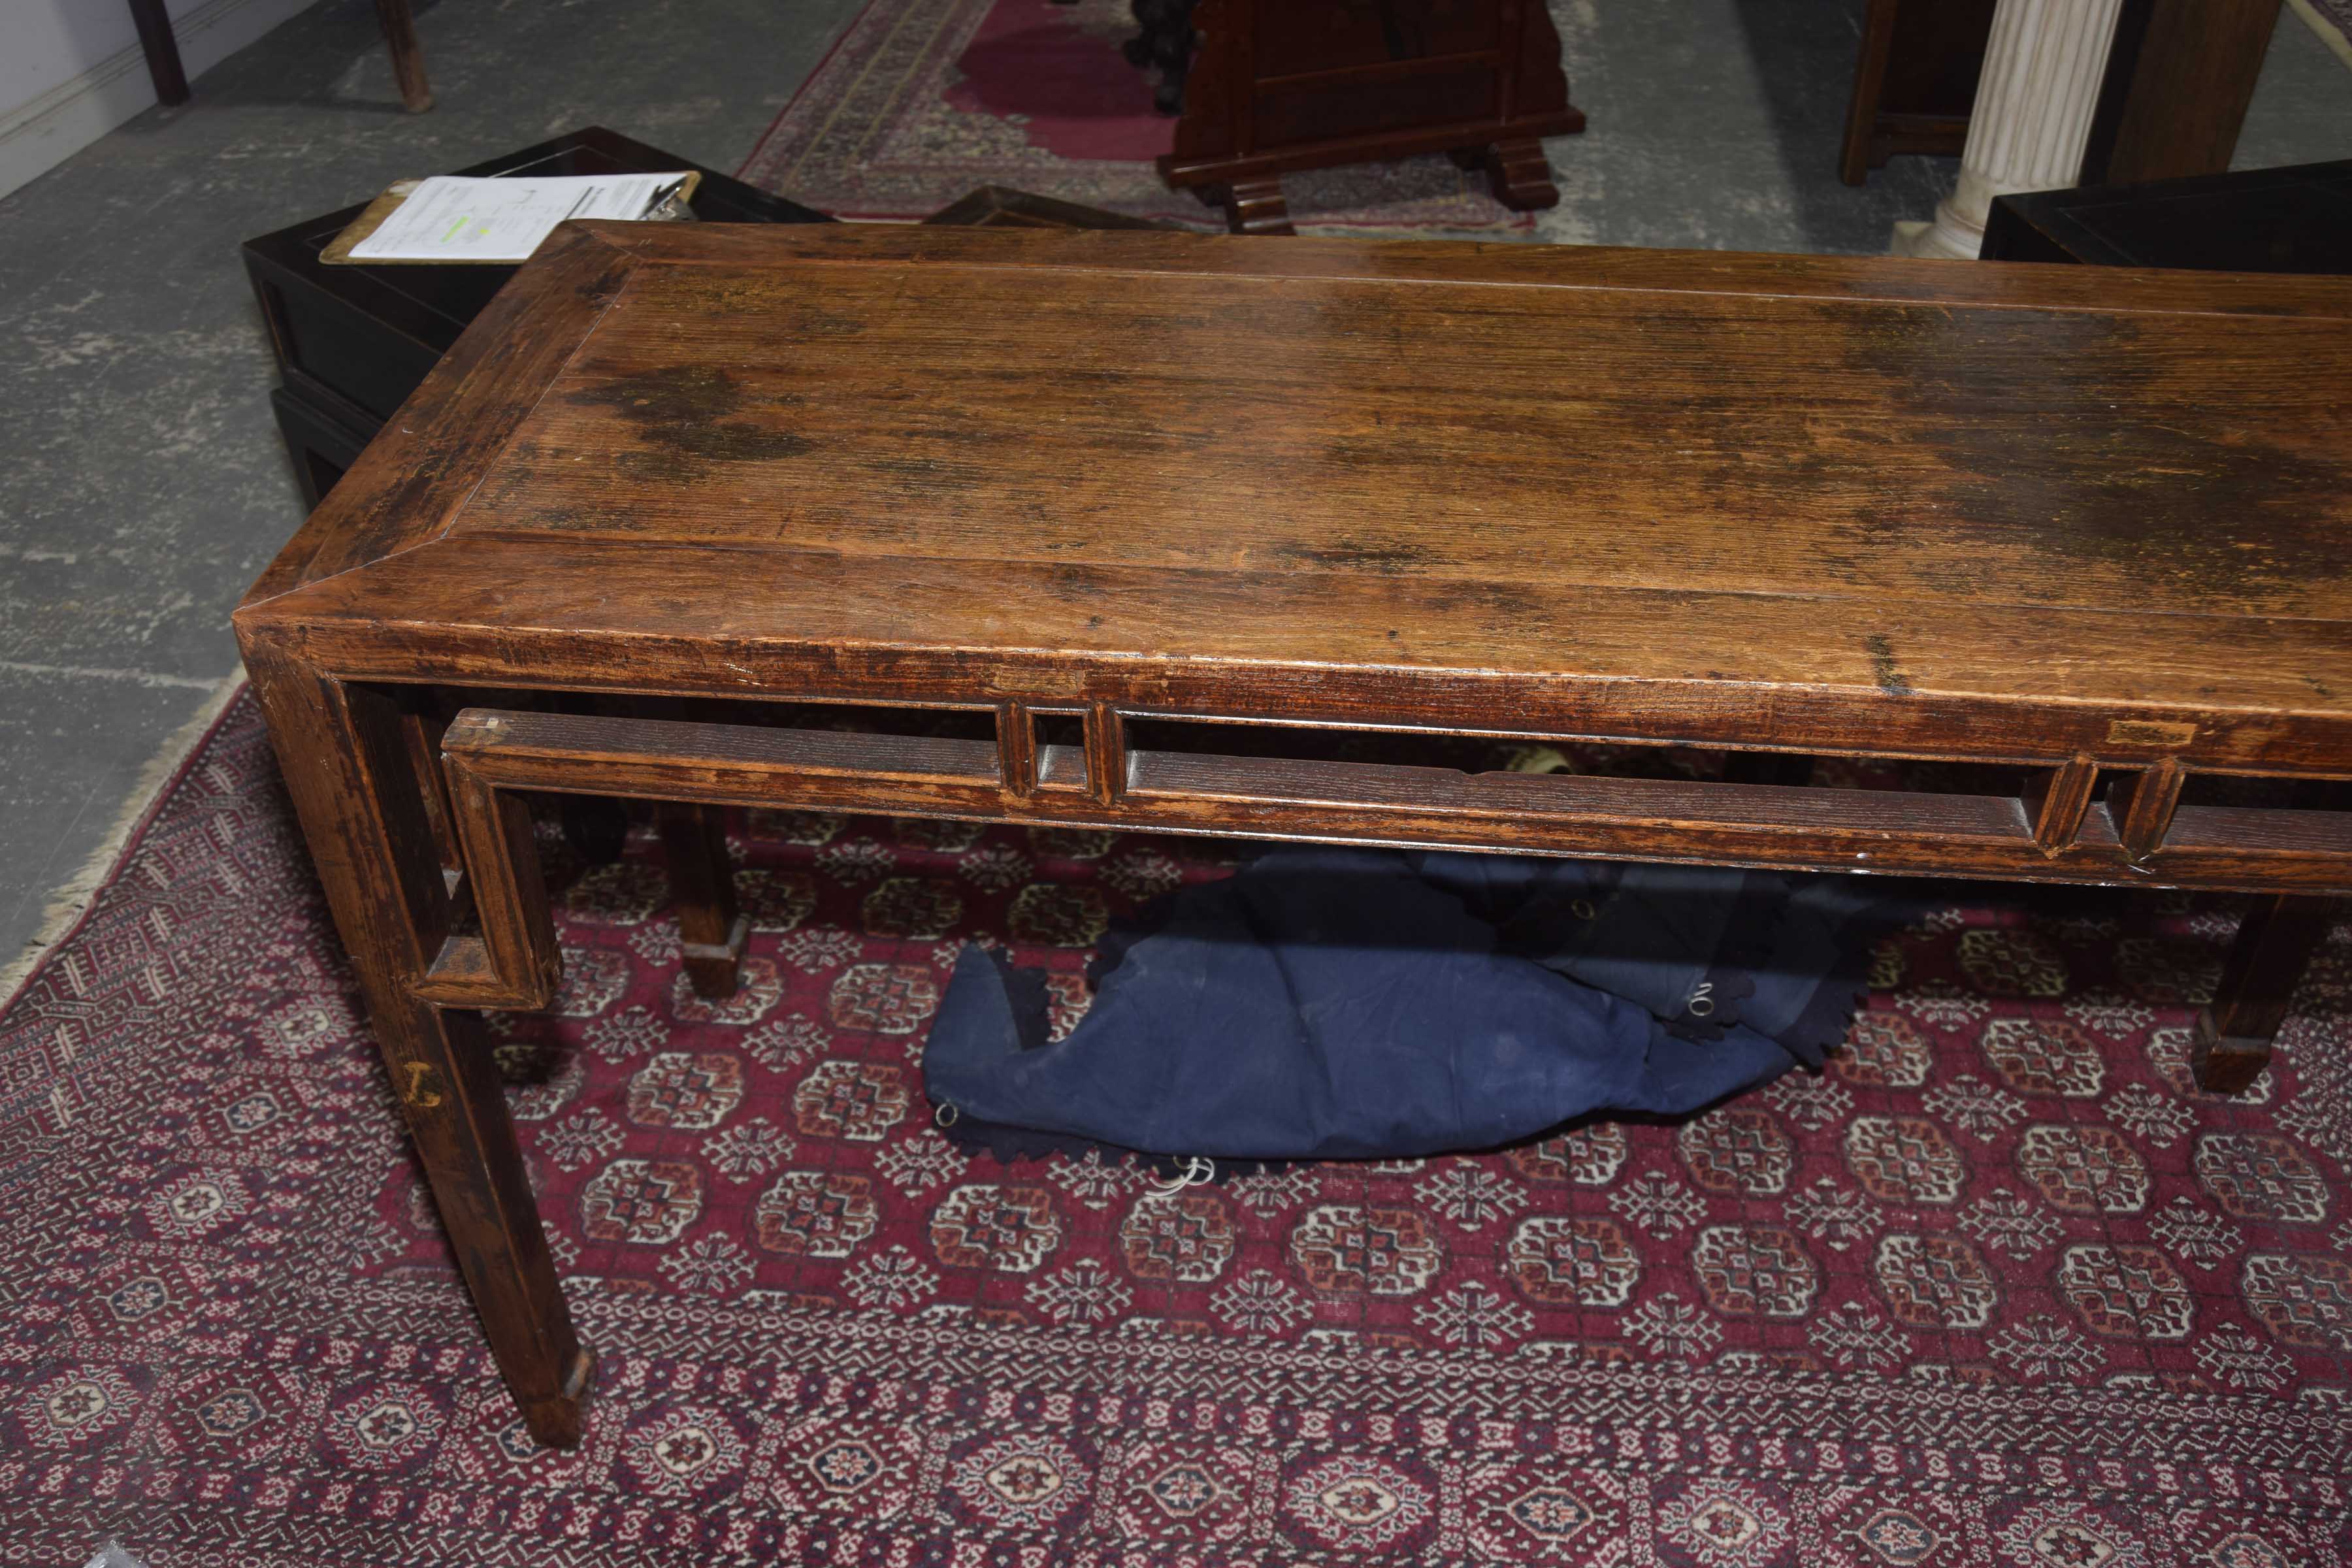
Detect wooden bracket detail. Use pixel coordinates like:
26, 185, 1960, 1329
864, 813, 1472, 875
412, 715, 564, 1012
2024, 756, 2099, 856
996, 700, 1038, 798
2110, 758, 2187, 864
1086, 703, 1128, 807
420, 706, 2352, 899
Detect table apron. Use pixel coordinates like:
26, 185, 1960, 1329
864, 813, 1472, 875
263, 632, 2352, 779
414, 706, 2352, 1011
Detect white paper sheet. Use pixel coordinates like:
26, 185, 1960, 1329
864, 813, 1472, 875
346, 173, 691, 263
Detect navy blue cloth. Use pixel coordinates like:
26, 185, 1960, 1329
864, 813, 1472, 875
1407, 852, 1905, 1067
921, 847, 1895, 1162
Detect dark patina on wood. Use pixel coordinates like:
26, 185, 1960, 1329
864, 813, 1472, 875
235, 223, 2352, 1445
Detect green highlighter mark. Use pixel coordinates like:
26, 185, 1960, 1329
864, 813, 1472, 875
440, 214, 470, 242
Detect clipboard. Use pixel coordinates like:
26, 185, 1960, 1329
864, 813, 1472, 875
321, 171, 702, 265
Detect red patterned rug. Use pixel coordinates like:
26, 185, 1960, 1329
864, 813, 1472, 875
5, 692, 2352, 1565
736, 0, 1541, 233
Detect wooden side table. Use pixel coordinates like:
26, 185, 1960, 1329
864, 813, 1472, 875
236, 225, 2352, 1445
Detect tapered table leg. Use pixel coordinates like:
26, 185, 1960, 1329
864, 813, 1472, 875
2193, 892, 2336, 1096
240, 646, 591, 1446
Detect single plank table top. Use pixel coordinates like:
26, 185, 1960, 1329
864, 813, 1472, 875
238, 222, 2352, 898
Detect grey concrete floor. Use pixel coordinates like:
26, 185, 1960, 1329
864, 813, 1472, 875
0, 0, 2346, 971
0, 0, 868, 969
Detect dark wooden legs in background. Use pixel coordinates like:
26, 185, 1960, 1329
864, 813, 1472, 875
563, 797, 743, 1001
239, 652, 589, 1446
133, 0, 430, 112
557, 696, 740, 1002
2195, 893, 2336, 1094
658, 803, 745, 1001
2080, 0, 2279, 186
374, 0, 435, 113
127, 0, 191, 105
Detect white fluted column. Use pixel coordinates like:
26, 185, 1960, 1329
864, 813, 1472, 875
1892, 0, 2124, 260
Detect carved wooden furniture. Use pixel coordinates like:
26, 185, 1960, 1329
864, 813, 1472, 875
235, 225, 2352, 1446
1156, 0, 1584, 234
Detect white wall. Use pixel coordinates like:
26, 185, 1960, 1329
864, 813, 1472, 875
0, 0, 320, 202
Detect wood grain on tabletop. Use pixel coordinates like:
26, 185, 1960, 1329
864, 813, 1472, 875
241, 222, 2352, 768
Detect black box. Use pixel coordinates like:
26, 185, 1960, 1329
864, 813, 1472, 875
242, 125, 832, 506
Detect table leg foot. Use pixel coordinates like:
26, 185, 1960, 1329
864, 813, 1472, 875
1218, 178, 1294, 235
517, 1346, 597, 1449
2189, 1015, 2270, 1096
1454, 138, 1560, 210
402, 1005, 591, 1442
2190, 892, 2334, 1096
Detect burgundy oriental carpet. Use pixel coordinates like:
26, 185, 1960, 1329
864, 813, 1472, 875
736, 0, 1539, 233
4, 693, 2352, 1565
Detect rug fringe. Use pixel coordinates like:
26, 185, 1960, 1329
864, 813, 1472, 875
0, 674, 246, 1009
